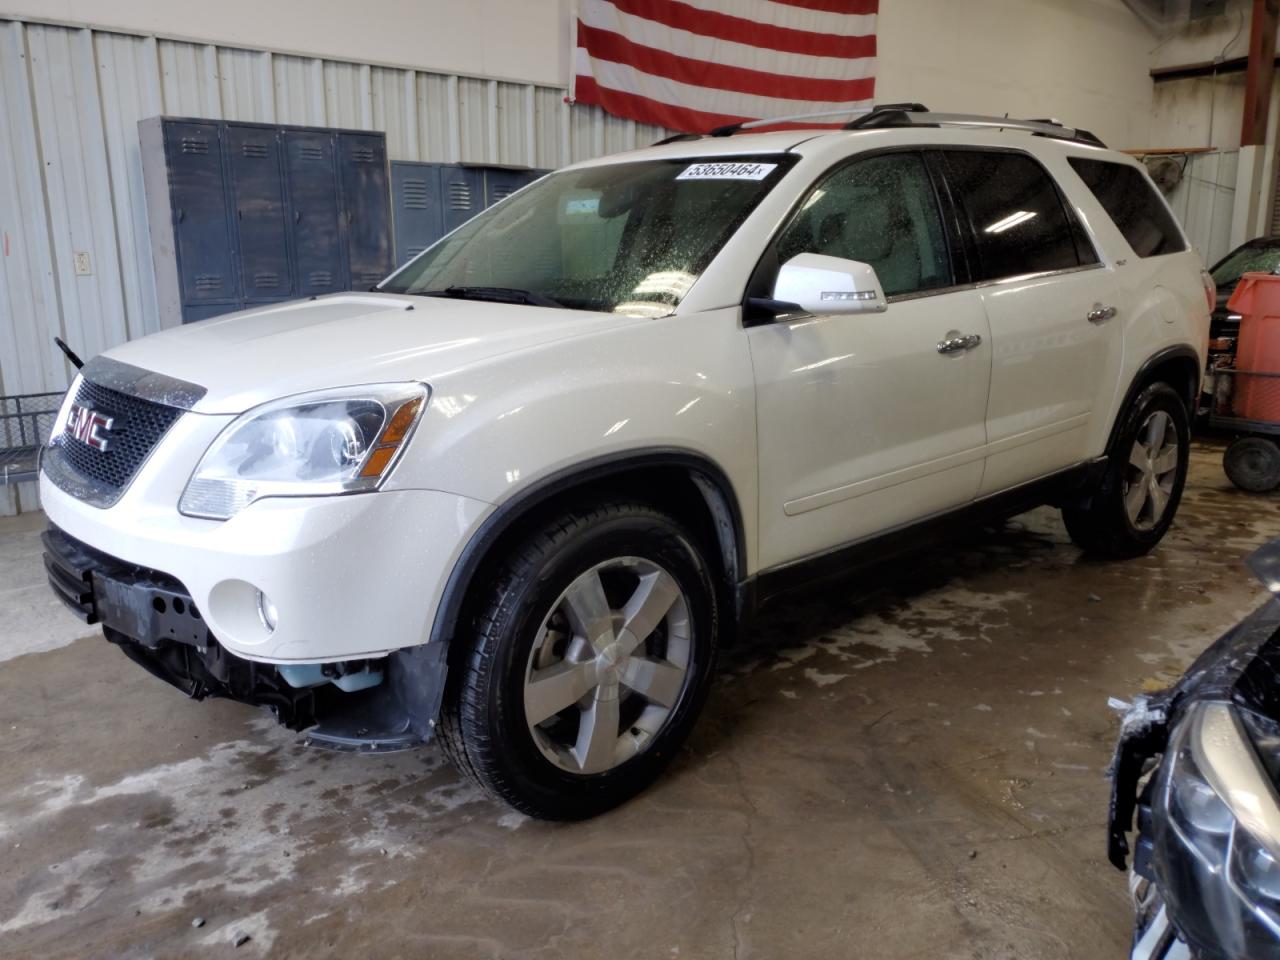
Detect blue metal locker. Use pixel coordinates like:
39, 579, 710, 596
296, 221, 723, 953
440, 166, 486, 234
483, 168, 535, 207
164, 121, 236, 310
391, 162, 443, 267
337, 133, 394, 289
226, 124, 293, 303
283, 130, 346, 297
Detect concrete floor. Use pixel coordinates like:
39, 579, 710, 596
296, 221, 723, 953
1, 441, 1277, 960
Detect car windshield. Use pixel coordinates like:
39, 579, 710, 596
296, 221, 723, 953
1211, 242, 1280, 289
379, 155, 795, 316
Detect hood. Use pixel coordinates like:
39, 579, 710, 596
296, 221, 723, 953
99, 293, 629, 414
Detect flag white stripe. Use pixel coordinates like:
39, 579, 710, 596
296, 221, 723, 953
680, 0, 876, 38
579, 1, 875, 81
576, 47, 875, 119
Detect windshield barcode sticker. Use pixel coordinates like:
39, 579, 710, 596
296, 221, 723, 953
676, 162, 778, 181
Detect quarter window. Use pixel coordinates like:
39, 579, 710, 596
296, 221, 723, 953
1068, 157, 1187, 259
773, 152, 953, 298
943, 150, 1093, 282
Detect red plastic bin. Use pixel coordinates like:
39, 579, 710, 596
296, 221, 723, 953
1226, 272, 1280, 421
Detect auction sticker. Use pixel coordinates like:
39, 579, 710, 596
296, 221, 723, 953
676, 162, 778, 181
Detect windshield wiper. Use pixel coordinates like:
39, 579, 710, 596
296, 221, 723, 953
416, 286, 564, 308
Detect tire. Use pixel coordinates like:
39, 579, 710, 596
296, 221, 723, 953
1224, 436, 1280, 493
1062, 382, 1190, 559
437, 500, 719, 820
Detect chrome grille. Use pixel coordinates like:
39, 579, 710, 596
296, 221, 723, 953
49, 378, 183, 503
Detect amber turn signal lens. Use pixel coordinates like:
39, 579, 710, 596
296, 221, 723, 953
380, 396, 424, 445
358, 444, 397, 479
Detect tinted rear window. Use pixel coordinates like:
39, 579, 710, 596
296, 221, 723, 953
943, 150, 1094, 282
1068, 158, 1187, 258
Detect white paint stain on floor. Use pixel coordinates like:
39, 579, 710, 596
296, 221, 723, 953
0, 717, 481, 938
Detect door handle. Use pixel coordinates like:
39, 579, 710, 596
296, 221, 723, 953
1087, 303, 1117, 324
937, 333, 983, 354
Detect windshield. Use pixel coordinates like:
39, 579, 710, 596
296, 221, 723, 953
380, 155, 796, 316
1211, 242, 1280, 289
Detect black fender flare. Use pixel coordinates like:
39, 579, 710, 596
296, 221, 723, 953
425, 447, 749, 654
1103, 344, 1202, 456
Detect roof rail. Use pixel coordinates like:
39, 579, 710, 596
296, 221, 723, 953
706, 103, 922, 138
650, 103, 1105, 149
651, 132, 704, 146
846, 110, 1106, 148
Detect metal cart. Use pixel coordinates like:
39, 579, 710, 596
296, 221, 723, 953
1206, 367, 1280, 492
0, 392, 62, 486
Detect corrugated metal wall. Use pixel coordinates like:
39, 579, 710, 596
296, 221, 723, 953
0, 17, 669, 514
1164, 150, 1239, 268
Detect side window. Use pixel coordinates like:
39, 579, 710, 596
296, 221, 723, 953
942, 150, 1089, 281
774, 152, 953, 298
1068, 157, 1187, 258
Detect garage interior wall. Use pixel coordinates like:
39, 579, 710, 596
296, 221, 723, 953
1148, 0, 1280, 264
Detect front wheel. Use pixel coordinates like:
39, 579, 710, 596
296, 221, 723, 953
1062, 382, 1190, 559
438, 501, 719, 820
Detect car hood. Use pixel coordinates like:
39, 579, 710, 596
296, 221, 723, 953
96, 293, 630, 414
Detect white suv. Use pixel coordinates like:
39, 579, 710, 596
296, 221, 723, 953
41, 106, 1211, 818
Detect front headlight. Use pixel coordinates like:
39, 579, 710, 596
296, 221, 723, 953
179, 383, 428, 520
1154, 701, 1280, 958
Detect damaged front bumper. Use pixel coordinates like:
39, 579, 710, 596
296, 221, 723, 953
43, 523, 447, 751
1108, 545, 1280, 960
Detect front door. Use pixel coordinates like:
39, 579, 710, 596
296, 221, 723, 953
748, 151, 992, 570
937, 148, 1124, 495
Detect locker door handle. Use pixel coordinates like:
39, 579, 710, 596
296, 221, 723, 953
176, 208, 185, 223
294, 210, 301, 223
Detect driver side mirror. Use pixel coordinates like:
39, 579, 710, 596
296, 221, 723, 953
752, 252, 887, 320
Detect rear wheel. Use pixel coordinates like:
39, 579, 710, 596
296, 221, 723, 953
438, 501, 719, 820
1224, 436, 1280, 493
1062, 382, 1190, 559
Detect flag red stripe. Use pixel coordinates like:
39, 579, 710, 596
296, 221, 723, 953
767, 0, 879, 14
572, 75, 845, 134
607, 0, 877, 59
577, 23, 875, 102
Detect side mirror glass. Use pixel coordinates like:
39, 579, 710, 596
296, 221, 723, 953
767, 252, 887, 317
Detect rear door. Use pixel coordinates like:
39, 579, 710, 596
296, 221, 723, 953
938, 148, 1124, 495
748, 150, 992, 569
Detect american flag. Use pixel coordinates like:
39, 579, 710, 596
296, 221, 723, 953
570, 0, 878, 134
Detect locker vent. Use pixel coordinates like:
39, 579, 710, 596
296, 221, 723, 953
309, 271, 333, 287
194, 274, 223, 292
360, 271, 382, 284
180, 137, 209, 155
351, 147, 376, 162
493, 185, 516, 200
299, 145, 324, 161
242, 142, 268, 159
407, 246, 426, 258
402, 179, 430, 209
253, 272, 280, 289
449, 182, 473, 210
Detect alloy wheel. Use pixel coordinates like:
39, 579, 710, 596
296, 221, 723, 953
1124, 410, 1180, 531
522, 557, 693, 775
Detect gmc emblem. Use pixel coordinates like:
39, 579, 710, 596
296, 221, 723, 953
65, 402, 114, 451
